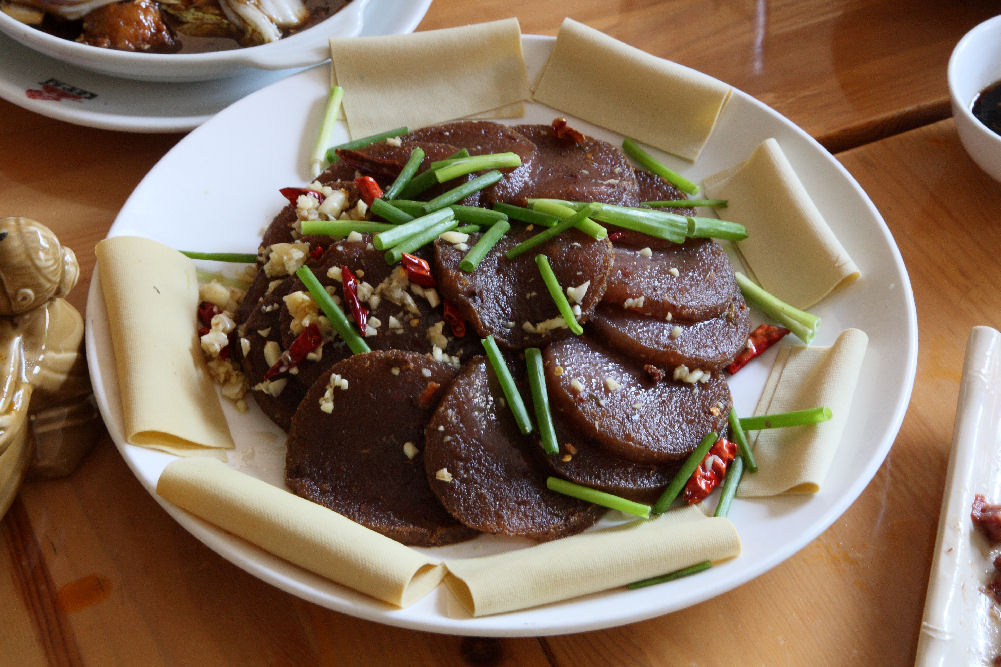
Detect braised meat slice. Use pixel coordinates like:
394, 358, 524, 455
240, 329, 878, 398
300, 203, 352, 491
530, 409, 682, 504
240, 235, 478, 429
543, 335, 731, 463
589, 298, 750, 372
402, 121, 539, 205
285, 350, 476, 546
424, 356, 605, 541
602, 239, 739, 322
511, 124, 641, 206
433, 227, 613, 350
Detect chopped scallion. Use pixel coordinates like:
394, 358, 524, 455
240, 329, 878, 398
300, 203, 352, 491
738, 407, 832, 430
370, 198, 415, 224
383, 217, 459, 264
324, 126, 408, 164
295, 265, 370, 355
627, 560, 712, 589
492, 202, 559, 227
525, 348, 558, 455
423, 170, 504, 212
382, 147, 426, 200
373, 208, 454, 250
300, 220, 395, 237
652, 432, 718, 514
310, 85, 343, 178
481, 335, 533, 435
713, 455, 744, 519
728, 407, 758, 473
643, 199, 728, 208
505, 203, 601, 259
546, 477, 651, 519
622, 138, 699, 195
460, 219, 510, 272
734, 272, 820, 343
433, 152, 522, 182
535, 254, 583, 335
180, 251, 257, 263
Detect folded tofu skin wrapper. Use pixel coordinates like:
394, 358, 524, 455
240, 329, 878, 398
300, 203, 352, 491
532, 18, 732, 161
328, 18, 530, 139
156, 458, 444, 608
738, 328, 869, 497
444, 505, 740, 617
703, 138, 860, 310
96, 236, 234, 456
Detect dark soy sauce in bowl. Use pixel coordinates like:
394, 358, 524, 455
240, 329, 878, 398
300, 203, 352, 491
973, 80, 1001, 137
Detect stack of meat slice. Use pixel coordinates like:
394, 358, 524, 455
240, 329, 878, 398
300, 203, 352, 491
231, 119, 750, 546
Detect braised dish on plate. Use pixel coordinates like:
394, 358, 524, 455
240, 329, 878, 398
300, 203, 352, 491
198, 118, 754, 546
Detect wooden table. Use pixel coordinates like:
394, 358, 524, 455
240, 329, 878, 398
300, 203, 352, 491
2, 1, 999, 663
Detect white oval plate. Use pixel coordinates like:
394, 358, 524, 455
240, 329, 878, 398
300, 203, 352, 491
85, 36, 918, 636
0, 0, 429, 132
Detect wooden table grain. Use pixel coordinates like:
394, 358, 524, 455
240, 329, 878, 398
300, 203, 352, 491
2, 1, 999, 664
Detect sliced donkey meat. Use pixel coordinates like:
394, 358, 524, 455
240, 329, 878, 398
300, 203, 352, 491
602, 239, 738, 322
589, 298, 750, 372
530, 408, 683, 504
543, 335, 732, 463
240, 235, 479, 429
403, 121, 539, 205
608, 169, 698, 248
424, 356, 605, 541
285, 350, 476, 547
433, 227, 613, 350
511, 124, 641, 206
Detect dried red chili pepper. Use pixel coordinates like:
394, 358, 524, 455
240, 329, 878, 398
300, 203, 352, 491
264, 323, 323, 380
683, 437, 738, 504
279, 187, 324, 206
197, 301, 221, 328
309, 244, 325, 260
442, 299, 466, 338
340, 264, 369, 333
607, 231, 624, 243
354, 176, 384, 206
400, 253, 437, 287
551, 117, 586, 143
726, 323, 790, 374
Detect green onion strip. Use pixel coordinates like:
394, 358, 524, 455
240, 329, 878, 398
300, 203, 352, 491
734, 272, 820, 343
713, 455, 744, 519
505, 203, 601, 260
181, 251, 257, 263
300, 220, 396, 237
535, 254, 584, 335
382, 147, 426, 200
324, 126, 408, 165
546, 477, 651, 519
525, 348, 559, 455
295, 265, 370, 355
481, 335, 533, 435
652, 432, 718, 514
310, 85, 344, 178
727, 407, 758, 473
460, 219, 510, 273
627, 560, 713, 589
622, 137, 699, 195
738, 407, 833, 430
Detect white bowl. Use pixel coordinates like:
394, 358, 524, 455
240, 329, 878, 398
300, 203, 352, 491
0, 0, 374, 82
949, 14, 1001, 182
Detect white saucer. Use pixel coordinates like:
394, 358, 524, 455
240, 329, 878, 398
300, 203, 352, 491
0, 0, 431, 133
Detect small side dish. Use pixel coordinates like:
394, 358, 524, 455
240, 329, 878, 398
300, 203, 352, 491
0, 0, 350, 52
